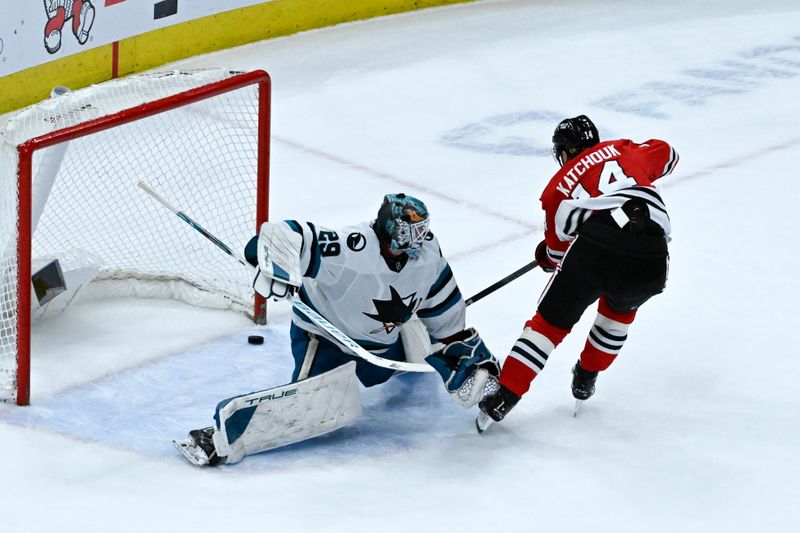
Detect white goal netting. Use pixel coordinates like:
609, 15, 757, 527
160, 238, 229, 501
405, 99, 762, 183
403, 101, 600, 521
0, 69, 269, 403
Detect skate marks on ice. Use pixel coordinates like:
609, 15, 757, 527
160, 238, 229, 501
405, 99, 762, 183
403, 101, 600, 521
0, 327, 476, 471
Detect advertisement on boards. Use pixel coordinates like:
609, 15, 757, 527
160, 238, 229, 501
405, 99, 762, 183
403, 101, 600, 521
0, 1, 272, 77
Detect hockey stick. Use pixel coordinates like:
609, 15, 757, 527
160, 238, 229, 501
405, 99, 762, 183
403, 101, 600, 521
138, 181, 434, 374
293, 301, 434, 373
464, 260, 538, 307
294, 258, 537, 371
137, 181, 251, 269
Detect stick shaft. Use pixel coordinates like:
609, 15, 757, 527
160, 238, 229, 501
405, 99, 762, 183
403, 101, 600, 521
139, 181, 432, 373
464, 260, 538, 307
293, 301, 434, 373
138, 181, 250, 268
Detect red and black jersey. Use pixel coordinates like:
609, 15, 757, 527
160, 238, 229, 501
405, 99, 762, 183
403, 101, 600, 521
539, 139, 678, 263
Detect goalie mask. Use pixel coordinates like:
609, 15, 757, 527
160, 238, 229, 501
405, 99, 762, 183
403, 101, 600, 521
375, 193, 430, 257
552, 115, 599, 166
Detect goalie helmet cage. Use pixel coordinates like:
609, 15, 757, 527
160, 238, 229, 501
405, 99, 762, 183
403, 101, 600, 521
0, 69, 271, 406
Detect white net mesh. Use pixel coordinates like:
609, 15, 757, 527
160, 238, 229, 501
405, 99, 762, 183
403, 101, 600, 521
0, 69, 268, 403
0, 141, 19, 402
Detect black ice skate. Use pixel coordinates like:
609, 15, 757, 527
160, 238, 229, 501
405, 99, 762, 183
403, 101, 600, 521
571, 362, 599, 417
173, 426, 224, 467
571, 362, 599, 400
476, 385, 520, 433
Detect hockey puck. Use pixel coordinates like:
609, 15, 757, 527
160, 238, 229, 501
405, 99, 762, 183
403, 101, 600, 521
248, 335, 264, 345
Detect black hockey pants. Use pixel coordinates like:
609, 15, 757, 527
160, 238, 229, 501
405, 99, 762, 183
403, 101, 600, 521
537, 211, 669, 331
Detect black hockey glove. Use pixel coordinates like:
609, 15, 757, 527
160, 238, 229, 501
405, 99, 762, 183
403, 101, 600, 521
535, 240, 557, 273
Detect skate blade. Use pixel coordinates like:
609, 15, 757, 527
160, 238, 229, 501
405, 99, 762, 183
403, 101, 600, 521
573, 399, 584, 418
173, 437, 210, 467
475, 411, 493, 434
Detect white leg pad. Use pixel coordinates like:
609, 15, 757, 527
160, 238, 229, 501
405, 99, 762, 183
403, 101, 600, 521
212, 361, 362, 464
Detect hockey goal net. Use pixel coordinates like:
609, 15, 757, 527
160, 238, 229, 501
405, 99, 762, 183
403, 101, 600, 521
0, 69, 271, 405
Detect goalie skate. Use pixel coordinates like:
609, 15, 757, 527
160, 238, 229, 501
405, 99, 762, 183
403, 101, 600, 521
173, 427, 223, 467
173, 436, 212, 467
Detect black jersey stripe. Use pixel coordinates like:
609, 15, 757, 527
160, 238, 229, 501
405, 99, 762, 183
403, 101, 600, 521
613, 192, 668, 215
304, 222, 320, 278
564, 207, 589, 237
417, 287, 462, 318
577, 208, 590, 229
625, 186, 665, 204
616, 187, 666, 207
426, 265, 454, 299
563, 209, 580, 237
660, 148, 679, 177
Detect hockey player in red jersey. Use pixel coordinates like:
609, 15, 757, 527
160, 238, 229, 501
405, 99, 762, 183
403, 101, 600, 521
478, 115, 678, 427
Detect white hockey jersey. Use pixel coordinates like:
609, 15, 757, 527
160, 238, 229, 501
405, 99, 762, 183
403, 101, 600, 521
282, 220, 465, 353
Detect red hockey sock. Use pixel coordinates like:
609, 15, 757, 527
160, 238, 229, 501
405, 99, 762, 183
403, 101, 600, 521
579, 298, 636, 372
499, 313, 570, 397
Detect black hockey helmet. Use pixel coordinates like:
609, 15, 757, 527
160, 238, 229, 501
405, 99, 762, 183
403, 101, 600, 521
374, 193, 430, 257
552, 115, 600, 165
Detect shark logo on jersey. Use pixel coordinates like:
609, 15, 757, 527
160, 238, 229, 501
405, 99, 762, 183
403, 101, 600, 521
364, 285, 419, 334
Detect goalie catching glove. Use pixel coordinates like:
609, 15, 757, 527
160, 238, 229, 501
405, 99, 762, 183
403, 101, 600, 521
245, 222, 304, 301
425, 328, 500, 408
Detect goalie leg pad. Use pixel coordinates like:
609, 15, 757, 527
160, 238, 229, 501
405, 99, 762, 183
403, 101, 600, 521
212, 361, 362, 464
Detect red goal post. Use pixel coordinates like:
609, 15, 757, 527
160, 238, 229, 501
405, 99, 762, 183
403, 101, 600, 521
1, 69, 271, 405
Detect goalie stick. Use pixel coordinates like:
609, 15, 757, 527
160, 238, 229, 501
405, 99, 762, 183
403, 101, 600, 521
139, 182, 538, 375
137, 181, 251, 269
139, 183, 545, 442
138, 181, 434, 373
293, 300, 434, 373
